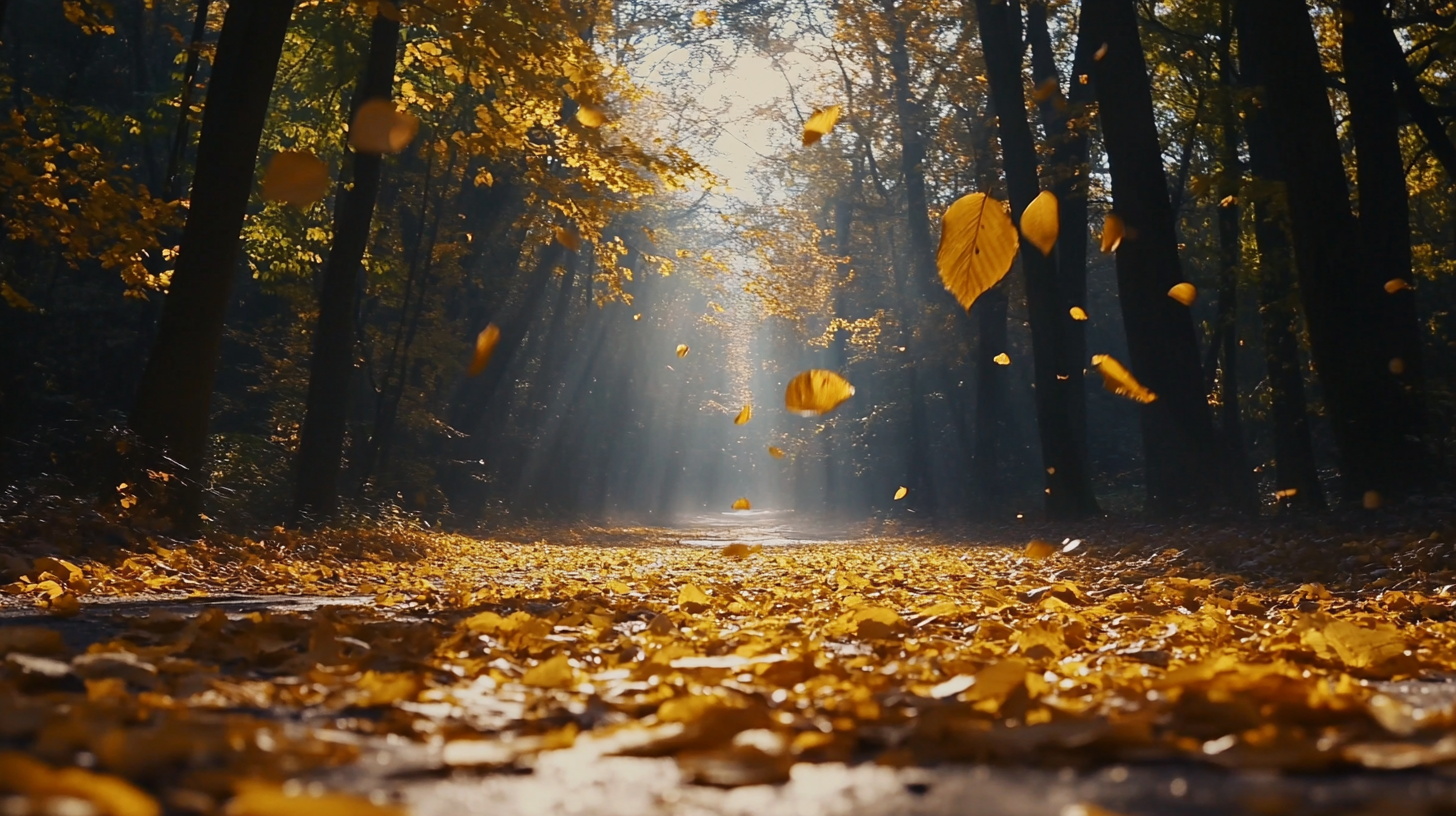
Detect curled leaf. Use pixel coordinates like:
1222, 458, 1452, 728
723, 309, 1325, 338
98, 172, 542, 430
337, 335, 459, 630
733, 405, 752, 425
468, 323, 500, 376
1020, 190, 1059, 256
1167, 282, 1197, 306
676, 344, 690, 358
802, 105, 841, 147
937, 192, 1019, 312
1091, 354, 1156, 403
784, 369, 855, 416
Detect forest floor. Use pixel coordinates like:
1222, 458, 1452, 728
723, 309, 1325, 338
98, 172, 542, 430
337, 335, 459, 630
5, 506, 1456, 814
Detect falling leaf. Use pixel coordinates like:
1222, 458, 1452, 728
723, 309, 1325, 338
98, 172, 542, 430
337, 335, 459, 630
260, 152, 330, 207
1031, 77, 1059, 102
349, 98, 419, 154
894, 486, 908, 500
555, 225, 582, 251
993, 352, 1011, 366
733, 405, 752, 425
1091, 354, 1156, 403
691, 9, 717, 26
784, 369, 855, 416
1094, 42, 1109, 60
1390, 358, 1405, 374
676, 344, 690, 358
633, 314, 642, 321
731, 497, 751, 511
576, 104, 608, 128
1363, 490, 1382, 510
1024, 540, 1056, 559
937, 192, 1019, 311
767, 446, 785, 459
1069, 306, 1088, 320
1, 282, 36, 311
1167, 282, 1197, 306
1100, 213, 1125, 253
227, 780, 404, 816
1219, 194, 1238, 207
1385, 278, 1410, 293
468, 323, 500, 376
801, 105, 841, 147
1020, 190, 1059, 256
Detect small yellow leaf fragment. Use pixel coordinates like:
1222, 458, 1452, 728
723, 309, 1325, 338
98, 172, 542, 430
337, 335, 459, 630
767, 446, 785, 459
1094, 42, 1109, 61
633, 313, 642, 321
1019, 190, 1059, 255
734, 405, 752, 425
678, 583, 711, 612
894, 486, 908, 500
676, 343, 690, 358
468, 323, 500, 376
349, 98, 419, 154
721, 543, 762, 558
1167, 282, 1198, 306
1069, 306, 1088, 321
555, 225, 582, 251
1363, 490, 1382, 510
1390, 358, 1405, 374
260, 151, 329, 207
938, 192, 1020, 311
784, 369, 855, 416
522, 654, 577, 688
993, 352, 1011, 366
732, 497, 751, 511
1100, 213, 1125, 253
575, 103, 608, 128
1091, 354, 1157, 403
1024, 539, 1056, 559
1385, 278, 1410, 293
802, 104, 842, 147
691, 8, 717, 26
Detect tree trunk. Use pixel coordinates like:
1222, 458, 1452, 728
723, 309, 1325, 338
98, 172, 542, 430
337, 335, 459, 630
976, 0, 1098, 519
292, 8, 402, 518
1382, 22, 1456, 184
1237, 0, 1404, 501
128, 0, 296, 528
1342, 0, 1428, 492
1082, 0, 1253, 513
1214, 2, 1246, 465
164, 0, 214, 202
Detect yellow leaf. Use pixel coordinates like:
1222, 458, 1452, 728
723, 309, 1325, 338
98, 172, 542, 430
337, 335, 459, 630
46, 591, 81, 617
633, 313, 642, 321
731, 497, 751, 511
678, 583, 711, 612
801, 105, 841, 147
227, 780, 404, 816
1091, 354, 1156, 403
1, 282, 36, 312
555, 225, 582, 251
733, 405, 752, 425
767, 446, 785, 459
468, 323, 500, 376
1323, 620, 1405, 669
260, 152, 330, 208
0, 752, 161, 816
1024, 539, 1056, 559
1069, 306, 1088, 320
1020, 190, 1059, 255
1100, 213, 1125, 253
720, 543, 762, 558
1094, 42, 1109, 61
894, 486, 908, 500
349, 98, 419, 154
1167, 282, 1197, 306
355, 670, 420, 706
962, 658, 1028, 704
993, 352, 1011, 366
676, 343, 690, 358
691, 9, 718, 26
937, 192, 1019, 312
852, 606, 905, 639
1384, 278, 1410, 294
520, 656, 576, 690
784, 369, 855, 416
607, 579, 630, 593
576, 103, 608, 128
1031, 77, 1059, 103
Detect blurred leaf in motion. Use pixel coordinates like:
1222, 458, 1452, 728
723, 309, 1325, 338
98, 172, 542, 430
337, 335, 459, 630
260, 152, 329, 207
349, 99, 419, 154
1091, 354, 1156, 403
734, 405, 752, 425
784, 370, 855, 416
468, 323, 500, 376
801, 105, 841, 146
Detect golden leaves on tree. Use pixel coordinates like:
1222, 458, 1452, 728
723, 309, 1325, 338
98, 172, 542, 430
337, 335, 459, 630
260, 152, 329, 208
1091, 354, 1156, 403
937, 193, 1019, 312
801, 105, 841, 147
1019, 190, 1059, 256
349, 99, 419, 155
733, 405, 752, 425
1167, 282, 1197, 306
468, 323, 500, 376
784, 369, 855, 416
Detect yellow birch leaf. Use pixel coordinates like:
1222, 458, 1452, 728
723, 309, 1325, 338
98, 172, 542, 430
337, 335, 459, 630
802, 105, 841, 147
1167, 282, 1197, 306
937, 192, 1019, 311
1100, 213, 1125, 253
1091, 354, 1156, 403
1070, 306, 1088, 320
993, 352, 1011, 365
767, 446, 785, 459
260, 152, 329, 208
731, 497, 751, 511
894, 486, 908, 500
1020, 190, 1059, 255
468, 323, 500, 376
1024, 539, 1056, 559
733, 405, 752, 424
784, 369, 855, 416
349, 99, 419, 154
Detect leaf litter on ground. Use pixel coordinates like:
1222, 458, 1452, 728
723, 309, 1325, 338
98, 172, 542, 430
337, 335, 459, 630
5, 509, 1456, 813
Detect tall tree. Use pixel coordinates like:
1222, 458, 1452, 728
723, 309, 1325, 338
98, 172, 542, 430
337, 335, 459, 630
1082, 0, 1253, 513
1212, 1, 1246, 466
973, 0, 1098, 518
1238, 0, 1407, 501
127, 0, 297, 527
293, 7, 404, 518
164, 0, 214, 202
1342, 0, 1428, 491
